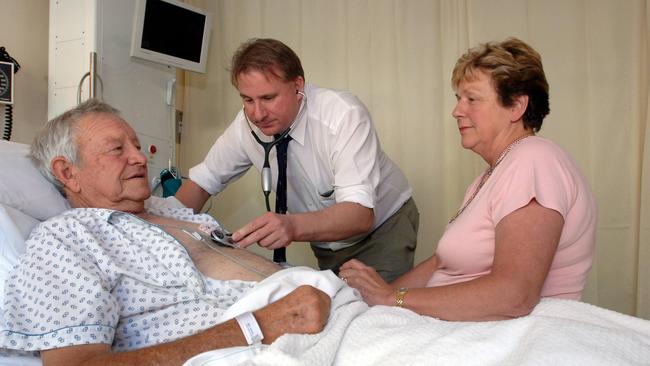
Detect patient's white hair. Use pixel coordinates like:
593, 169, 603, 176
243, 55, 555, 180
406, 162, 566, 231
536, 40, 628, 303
30, 99, 121, 194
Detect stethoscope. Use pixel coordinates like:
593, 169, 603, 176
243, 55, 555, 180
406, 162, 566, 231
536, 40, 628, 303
243, 91, 307, 212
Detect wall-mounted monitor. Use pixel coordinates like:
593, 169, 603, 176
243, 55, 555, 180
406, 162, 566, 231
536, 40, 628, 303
130, 0, 211, 73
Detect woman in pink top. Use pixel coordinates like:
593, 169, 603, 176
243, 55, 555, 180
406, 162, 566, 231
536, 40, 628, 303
339, 38, 597, 321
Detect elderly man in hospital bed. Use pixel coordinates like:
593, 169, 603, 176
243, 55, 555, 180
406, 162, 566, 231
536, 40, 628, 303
0, 99, 352, 366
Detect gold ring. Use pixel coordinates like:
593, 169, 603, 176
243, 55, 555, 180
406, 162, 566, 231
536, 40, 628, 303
341, 276, 348, 284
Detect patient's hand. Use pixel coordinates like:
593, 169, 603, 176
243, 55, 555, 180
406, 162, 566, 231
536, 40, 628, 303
254, 285, 331, 344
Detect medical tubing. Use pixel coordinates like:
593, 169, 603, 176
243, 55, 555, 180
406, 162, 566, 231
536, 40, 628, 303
262, 166, 273, 194
261, 150, 273, 212
264, 190, 272, 212
2, 104, 12, 140
245, 99, 301, 214
251, 129, 277, 213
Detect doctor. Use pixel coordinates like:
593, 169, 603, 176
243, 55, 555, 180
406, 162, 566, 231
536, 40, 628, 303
176, 38, 418, 282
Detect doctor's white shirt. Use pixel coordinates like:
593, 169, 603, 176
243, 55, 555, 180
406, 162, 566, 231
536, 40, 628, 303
190, 83, 412, 250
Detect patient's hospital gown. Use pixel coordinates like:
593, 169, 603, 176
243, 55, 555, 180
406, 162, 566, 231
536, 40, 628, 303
0, 201, 255, 352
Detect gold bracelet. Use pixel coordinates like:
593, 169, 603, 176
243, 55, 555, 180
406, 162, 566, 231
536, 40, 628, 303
395, 287, 408, 307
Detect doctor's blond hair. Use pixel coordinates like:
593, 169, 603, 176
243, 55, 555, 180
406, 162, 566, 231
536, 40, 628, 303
30, 99, 121, 194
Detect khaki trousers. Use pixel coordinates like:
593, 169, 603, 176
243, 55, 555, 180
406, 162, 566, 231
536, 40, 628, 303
311, 197, 419, 282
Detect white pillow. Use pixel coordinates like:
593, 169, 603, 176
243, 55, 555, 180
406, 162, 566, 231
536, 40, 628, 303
0, 204, 40, 306
0, 141, 69, 318
0, 141, 69, 220
1, 204, 39, 243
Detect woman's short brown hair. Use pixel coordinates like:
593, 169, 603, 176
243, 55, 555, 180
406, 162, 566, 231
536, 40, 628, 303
452, 37, 550, 131
230, 38, 304, 87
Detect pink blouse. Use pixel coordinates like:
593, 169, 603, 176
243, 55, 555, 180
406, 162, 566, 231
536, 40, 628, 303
427, 137, 596, 300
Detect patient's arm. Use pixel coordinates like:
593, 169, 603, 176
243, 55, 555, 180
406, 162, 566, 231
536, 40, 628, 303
142, 213, 281, 281
40, 285, 331, 366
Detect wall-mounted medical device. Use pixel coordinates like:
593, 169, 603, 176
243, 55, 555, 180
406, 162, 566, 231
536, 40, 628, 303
0, 61, 14, 105
130, 0, 212, 73
0, 47, 20, 140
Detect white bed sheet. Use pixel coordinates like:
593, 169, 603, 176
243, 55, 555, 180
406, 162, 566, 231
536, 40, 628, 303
331, 299, 650, 366
188, 270, 650, 366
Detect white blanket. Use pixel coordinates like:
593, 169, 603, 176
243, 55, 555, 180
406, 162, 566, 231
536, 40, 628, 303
334, 300, 650, 365
186, 268, 650, 366
184, 266, 367, 366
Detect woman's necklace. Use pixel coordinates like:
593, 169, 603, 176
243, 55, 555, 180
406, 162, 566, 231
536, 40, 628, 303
448, 133, 534, 224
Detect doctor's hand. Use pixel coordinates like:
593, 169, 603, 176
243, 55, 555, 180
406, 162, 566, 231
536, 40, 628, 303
339, 259, 395, 306
232, 212, 296, 249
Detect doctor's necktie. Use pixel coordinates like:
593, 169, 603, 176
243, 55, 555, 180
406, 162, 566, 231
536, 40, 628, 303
273, 134, 291, 263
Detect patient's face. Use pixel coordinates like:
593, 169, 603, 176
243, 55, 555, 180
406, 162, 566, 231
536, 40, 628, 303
70, 113, 151, 212
237, 69, 304, 136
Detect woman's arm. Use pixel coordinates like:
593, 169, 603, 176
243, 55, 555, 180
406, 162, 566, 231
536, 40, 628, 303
343, 199, 564, 321
391, 255, 439, 289
340, 254, 438, 294
338, 255, 438, 307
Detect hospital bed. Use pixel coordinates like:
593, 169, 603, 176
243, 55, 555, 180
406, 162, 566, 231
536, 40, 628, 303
1, 140, 650, 366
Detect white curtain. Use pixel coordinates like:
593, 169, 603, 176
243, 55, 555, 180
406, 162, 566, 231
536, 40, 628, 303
181, 0, 650, 318
638, 0, 650, 320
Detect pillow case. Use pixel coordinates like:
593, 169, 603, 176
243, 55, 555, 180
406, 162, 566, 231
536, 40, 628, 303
0, 141, 68, 318
0, 141, 69, 220
0, 204, 40, 306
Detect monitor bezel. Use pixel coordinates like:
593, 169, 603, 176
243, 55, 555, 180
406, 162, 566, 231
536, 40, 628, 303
130, 0, 211, 74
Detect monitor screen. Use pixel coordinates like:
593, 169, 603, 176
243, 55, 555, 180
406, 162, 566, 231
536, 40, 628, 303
131, 0, 211, 73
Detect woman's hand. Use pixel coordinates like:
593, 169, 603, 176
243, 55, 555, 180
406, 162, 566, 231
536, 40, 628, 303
339, 259, 395, 306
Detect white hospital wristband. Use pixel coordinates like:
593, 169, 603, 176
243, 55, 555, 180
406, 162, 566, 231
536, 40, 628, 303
235, 312, 264, 345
